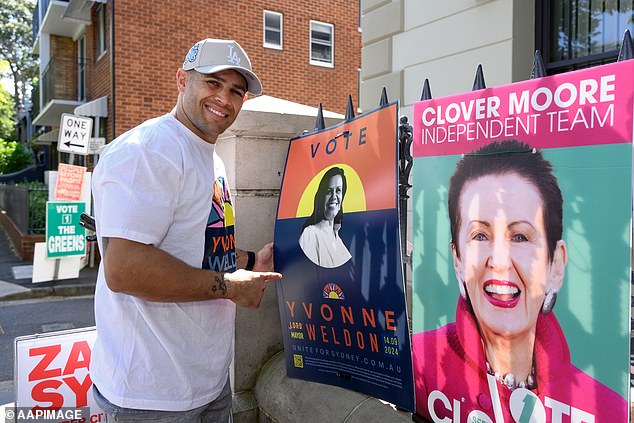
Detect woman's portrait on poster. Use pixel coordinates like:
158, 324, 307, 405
412, 139, 627, 423
299, 166, 352, 268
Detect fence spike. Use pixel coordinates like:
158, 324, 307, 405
379, 87, 389, 106
345, 95, 355, 120
472, 64, 486, 91
314, 103, 325, 131
617, 29, 633, 61
420, 78, 432, 100
530, 50, 547, 79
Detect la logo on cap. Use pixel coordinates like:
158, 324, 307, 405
227, 45, 241, 66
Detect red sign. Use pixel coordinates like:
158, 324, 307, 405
55, 164, 86, 201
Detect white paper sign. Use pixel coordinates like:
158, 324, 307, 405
31, 242, 81, 283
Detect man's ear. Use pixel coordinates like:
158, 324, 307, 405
549, 240, 567, 291
176, 69, 189, 93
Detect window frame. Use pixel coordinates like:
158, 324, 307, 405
263, 10, 283, 50
309, 20, 334, 68
77, 34, 86, 102
96, 4, 107, 59
535, 0, 633, 75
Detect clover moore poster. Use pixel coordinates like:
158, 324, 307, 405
274, 102, 415, 410
411, 60, 633, 422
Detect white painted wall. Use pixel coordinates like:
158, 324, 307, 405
360, 0, 535, 118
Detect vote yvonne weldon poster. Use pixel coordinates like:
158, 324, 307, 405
411, 60, 633, 422
274, 102, 415, 410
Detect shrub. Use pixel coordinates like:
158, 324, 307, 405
0, 140, 33, 174
27, 182, 46, 234
14, 180, 46, 234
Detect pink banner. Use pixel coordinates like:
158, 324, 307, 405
413, 61, 634, 157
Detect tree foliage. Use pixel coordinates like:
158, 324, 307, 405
0, 0, 37, 114
0, 139, 32, 173
0, 84, 15, 140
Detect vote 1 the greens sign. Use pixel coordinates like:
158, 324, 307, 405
46, 201, 86, 258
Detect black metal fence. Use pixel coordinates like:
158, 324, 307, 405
0, 183, 47, 234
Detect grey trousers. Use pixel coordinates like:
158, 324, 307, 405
92, 377, 232, 423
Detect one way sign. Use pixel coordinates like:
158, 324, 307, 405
58, 113, 93, 155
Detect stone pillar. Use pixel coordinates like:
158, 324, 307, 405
216, 96, 343, 422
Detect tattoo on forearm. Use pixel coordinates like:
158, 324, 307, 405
211, 273, 227, 297
102, 237, 109, 254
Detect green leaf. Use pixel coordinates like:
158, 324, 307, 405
0, 138, 33, 173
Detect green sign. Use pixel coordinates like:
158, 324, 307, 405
46, 201, 86, 257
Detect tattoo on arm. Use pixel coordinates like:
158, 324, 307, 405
211, 272, 227, 297
102, 237, 110, 255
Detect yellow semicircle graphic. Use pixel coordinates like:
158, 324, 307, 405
296, 164, 366, 218
224, 202, 235, 226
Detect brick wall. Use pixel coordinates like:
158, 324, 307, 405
50, 36, 75, 101
110, 0, 360, 136
85, 5, 113, 141
0, 211, 44, 261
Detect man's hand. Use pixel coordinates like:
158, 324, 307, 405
224, 269, 282, 308
253, 242, 275, 272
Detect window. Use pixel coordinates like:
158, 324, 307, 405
78, 35, 86, 101
98, 117, 107, 139
536, 0, 633, 74
263, 10, 283, 49
310, 21, 334, 67
96, 5, 107, 57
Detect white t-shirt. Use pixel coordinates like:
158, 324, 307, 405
90, 114, 237, 411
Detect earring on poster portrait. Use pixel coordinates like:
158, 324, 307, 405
542, 288, 558, 314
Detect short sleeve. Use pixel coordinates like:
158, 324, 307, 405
93, 137, 183, 246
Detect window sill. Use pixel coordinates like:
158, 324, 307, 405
310, 61, 334, 68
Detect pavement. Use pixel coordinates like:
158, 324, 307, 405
0, 225, 97, 301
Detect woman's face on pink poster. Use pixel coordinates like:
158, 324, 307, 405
451, 172, 565, 339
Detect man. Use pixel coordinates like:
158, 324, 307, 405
90, 38, 282, 422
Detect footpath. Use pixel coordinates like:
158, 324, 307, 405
0, 226, 97, 301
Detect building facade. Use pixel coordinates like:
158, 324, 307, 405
359, 0, 633, 116
31, 0, 361, 164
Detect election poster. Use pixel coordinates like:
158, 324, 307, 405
54, 163, 86, 201
14, 327, 104, 422
274, 102, 415, 410
411, 60, 633, 422
46, 201, 86, 258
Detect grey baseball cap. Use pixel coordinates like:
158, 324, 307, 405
182, 38, 263, 95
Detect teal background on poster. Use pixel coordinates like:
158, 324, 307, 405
411, 142, 631, 397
